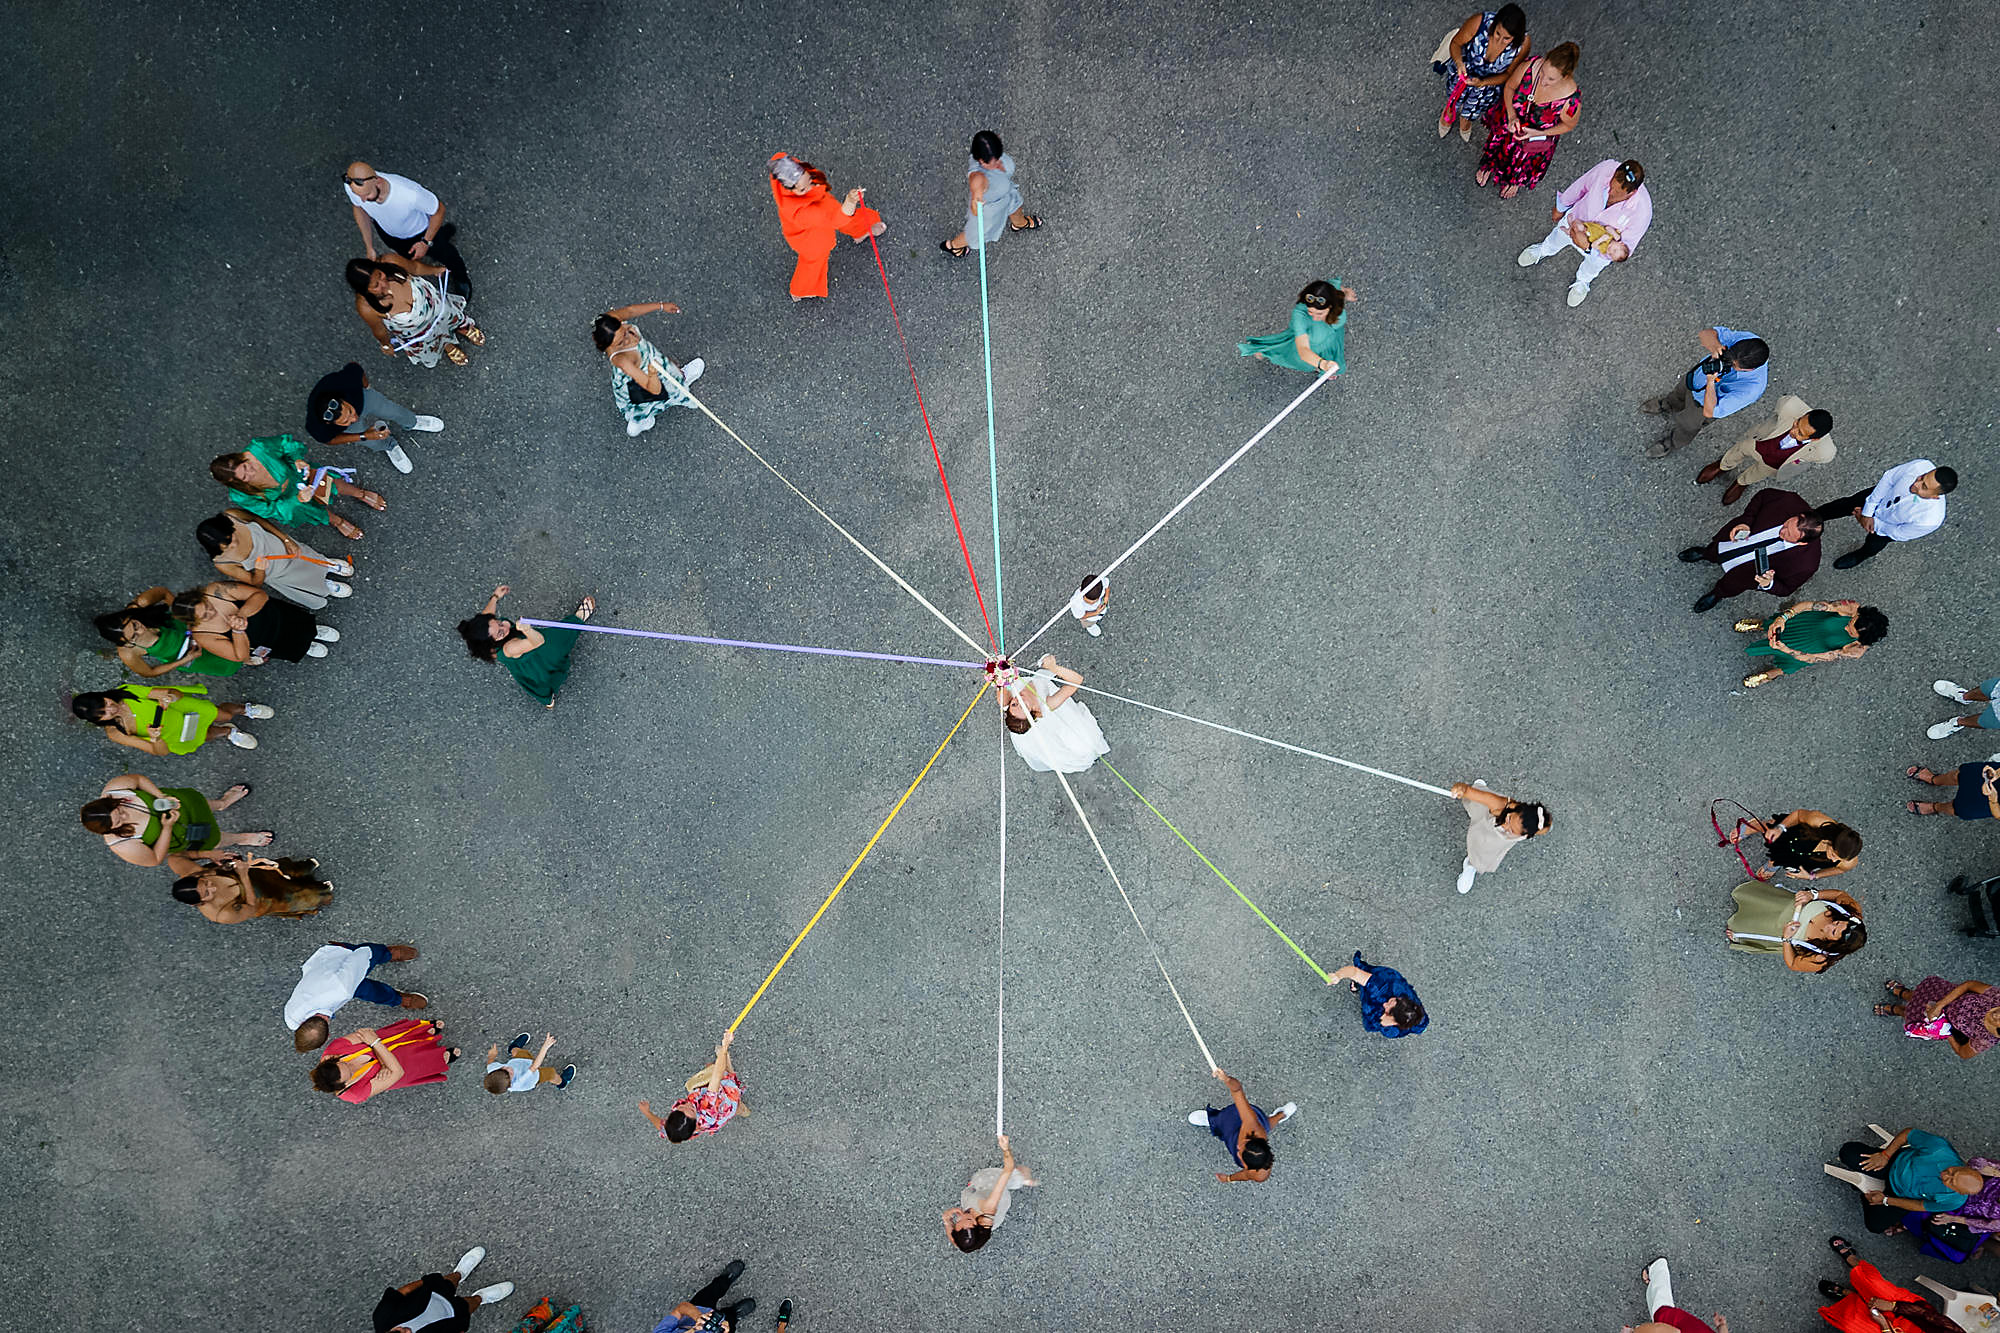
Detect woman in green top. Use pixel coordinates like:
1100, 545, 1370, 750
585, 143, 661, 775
456, 584, 597, 708
95, 588, 241, 679
1237, 279, 1356, 376
81, 771, 269, 872
70, 684, 271, 754
209, 434, 386, 540
1735, 599, 1887, 689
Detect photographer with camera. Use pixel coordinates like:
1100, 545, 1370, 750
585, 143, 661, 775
1644, 326, 1770, 458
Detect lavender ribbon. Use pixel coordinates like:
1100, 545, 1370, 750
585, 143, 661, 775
518, 619, 986, 670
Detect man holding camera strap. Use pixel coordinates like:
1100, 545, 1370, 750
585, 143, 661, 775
1644, 325, 1770, 458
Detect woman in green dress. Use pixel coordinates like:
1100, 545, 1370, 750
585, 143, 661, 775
70, 684, 271, 754
1724, 881, 1866, 973
95, 588, 242, 679
1735, 599, 1887, 689
1237, 279, 1356, 376
81, 771, 270, 872
209, 434, 386, 540
456, 584, 597, 708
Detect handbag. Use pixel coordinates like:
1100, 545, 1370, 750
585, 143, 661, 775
1904, 1014, 1955, 1042
1429, 26, 1458, 74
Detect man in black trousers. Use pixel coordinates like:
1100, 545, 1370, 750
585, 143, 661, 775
1680, 487, 1823, 612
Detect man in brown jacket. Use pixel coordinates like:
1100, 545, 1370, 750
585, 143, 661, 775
1694, 395, 1835, 506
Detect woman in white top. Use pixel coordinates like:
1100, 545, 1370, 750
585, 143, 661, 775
997, 654, 1110, 773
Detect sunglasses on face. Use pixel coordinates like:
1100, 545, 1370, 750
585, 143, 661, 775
321, 400, 347, 422
345, 175, 377, 186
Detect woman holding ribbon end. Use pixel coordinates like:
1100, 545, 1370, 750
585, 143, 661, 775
592, 304, 706, 437
211, 435, 385, 541
345, 253, 482, 368
767, 151, 885, 301
456, 584, 596, 708
995, 654, 1110, 773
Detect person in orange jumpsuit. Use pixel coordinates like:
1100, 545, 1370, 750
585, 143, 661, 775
1816, 1251, 1946, 1333
768, 151, 885, 300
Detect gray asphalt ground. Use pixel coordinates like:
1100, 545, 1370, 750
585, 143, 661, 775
5, 1, 1999, 1329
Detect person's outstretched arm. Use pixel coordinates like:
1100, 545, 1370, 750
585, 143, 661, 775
977, 1134, 1017, 1214
709, 1030, 734, 1090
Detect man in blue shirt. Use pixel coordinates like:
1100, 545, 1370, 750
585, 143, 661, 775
1836, 1126, 1973, 1234
1643, 326, 1771, 458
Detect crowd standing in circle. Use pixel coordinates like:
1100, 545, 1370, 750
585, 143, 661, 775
60, 15, 1989, 1320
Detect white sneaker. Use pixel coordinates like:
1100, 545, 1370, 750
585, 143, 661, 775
1517, 246, 1546, 267
411, 415, 444, 432
1936, 680, 1972, 702
1565, 282, 1590, 307
314, 626, 340, 643
470, 1283, 514, 1305
325, 559, 354, 576
1276, 1102, 1299, 1120
226, 729, 259, 749
1187, 1109, 1208, 1126
626, 419, 645, 437
1930, 718, 1966, 740
325, 579, 352, 598
1472, 779, 1489, 789
1456, 859, 1477, 894
306, 643, 328, 657
453, 1247, 486, 1281
243, 704, 275, 719
682, 357, 705, 385
1086, 623, 1102, 637
385, 444, 414, 474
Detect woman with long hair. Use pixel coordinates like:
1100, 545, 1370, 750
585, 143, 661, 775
1236, 279, 1355, 377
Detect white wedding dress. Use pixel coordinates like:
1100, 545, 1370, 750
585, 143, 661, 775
1007, 669, 1111, 773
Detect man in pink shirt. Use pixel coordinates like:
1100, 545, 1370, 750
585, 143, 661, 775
1518, 158, 1652, 306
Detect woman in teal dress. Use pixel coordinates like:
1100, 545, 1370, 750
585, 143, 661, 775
1736, 599, 1887, 689
456, 584, 596, 708
209, 434, 386, 540
1237, 279, 1356, 375
96, 588, 242, 679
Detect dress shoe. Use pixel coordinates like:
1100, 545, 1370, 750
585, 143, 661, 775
1645, 438, 1676, 458
1693, 592, 1721, 613
1678, 546, 1708, 563
1696, 461, 1723, 484
1833, 551, 1869, 570
1721, 481, 1747, 506
1640, 397, 1665, 415
399, 991, 430, 1010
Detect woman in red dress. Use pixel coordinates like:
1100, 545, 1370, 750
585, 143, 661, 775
310, 1019, 458, 1103
1476, 43, 1582, 199
767, 152, 885, 300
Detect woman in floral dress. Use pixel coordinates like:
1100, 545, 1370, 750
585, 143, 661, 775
1476, 43, 1581, 198
346, 253, 483, 368
1436, 6, 1529, 142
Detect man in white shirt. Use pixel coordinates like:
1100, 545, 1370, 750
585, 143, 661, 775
1811, 459, 1957, 569
285, 940, 427, 1052
344, 160, 471, 295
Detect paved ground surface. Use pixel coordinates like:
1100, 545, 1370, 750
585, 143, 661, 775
5, 1, 1999, 1329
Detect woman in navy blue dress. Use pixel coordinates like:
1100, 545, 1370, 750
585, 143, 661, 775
1330, 953, 1429, 1037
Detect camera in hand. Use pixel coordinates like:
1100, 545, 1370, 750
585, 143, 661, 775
1698, 354, 1730, 378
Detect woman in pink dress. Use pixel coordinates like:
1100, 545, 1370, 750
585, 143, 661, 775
1876, 977, 2000, 1060
310, 1019, 458, 1103
1476, 44, 1581, 199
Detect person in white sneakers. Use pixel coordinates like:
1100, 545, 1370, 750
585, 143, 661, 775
1516, 158, 1650, 306
1190, 1067, 1295, 1184
198, 510, 354, 608
372, 1245, 514, 1333
1929, 676, 2000, 740
1622, 1255, 1729, 1333
593, 303, 705, 437
1449, 779, 1552, 893
1068, 574, 1109, 637
306, 361, 443, 475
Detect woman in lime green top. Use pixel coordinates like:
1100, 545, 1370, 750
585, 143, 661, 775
81, 771, 269, 871
1237, 279, 1356, 375
209, 435, 386, 540
96, 589, 243, 678
456, 584, 597, 708
1736, 599, 1888, 689
71, 684, 271, 754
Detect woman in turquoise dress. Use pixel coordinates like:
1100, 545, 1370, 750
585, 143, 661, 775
96, 588, 242, 679
209, 434, 386, 540
1735, 599, 1887, 689
1237, 280, 1356, 376
456, 584, 596, 708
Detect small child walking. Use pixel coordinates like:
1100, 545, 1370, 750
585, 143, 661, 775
483, 1032, 575, 1094
1068, 575, 1109, 637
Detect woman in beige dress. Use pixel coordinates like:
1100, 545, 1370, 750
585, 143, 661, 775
1449, 780, 1551, 894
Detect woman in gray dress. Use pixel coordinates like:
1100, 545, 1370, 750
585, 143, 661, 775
940, 130, 1041, 257
197, 509, 353, 610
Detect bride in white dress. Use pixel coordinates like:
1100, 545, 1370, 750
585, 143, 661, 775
997, 654, 1110, 773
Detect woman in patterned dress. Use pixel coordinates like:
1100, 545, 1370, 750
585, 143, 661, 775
1437, 6, 1529, 142
1476, 42, 1580, 198
592, 303, 706, 437
346, 254, 482, 368
1877, 977, 2000, 1059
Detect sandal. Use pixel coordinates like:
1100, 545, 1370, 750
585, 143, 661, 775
1475, 169, 1493, 187
330, 516, 364, 540
444, 344, 469, 366
1499, 184, 1520, 200
1008, 214, 1043, 232
1829, 1236, 1858, 1262
575, 595, 597, 622
1873, 1003, 1904, 1017
216, 783, 253, 807
939, 240, 969, 258
1907, 801, 1933, 815
1884, 979, 1907, 996
460, 323, 486, 347
1906, 765, 1935, 782
358, 490, 388, 512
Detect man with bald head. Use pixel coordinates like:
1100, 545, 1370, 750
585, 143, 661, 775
343, 159, 470, 295
1621, 1257, 1728, 1333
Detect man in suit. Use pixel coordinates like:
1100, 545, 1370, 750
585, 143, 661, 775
1694, 396, 1835, 506
1680, 488, 1824, 612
